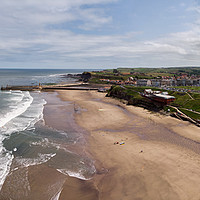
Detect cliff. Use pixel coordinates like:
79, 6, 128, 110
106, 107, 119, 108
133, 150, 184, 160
107, 86, 164, 111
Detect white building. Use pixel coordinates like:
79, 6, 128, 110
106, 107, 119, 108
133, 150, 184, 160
137, 79, 151, 86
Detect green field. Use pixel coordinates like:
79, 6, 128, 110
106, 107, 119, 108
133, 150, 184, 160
117, 67, 200, 75
179, 108, 200, 121
168, 91, 200, 112
91, 67, 200, 81
174, 86, 200, 91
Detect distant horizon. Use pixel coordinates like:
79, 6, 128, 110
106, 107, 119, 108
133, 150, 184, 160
0, 66, 200, 70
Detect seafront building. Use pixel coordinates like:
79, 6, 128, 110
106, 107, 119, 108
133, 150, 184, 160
100, 77, 200, 87
136, 79, 151, 86
143, 89, 175, 104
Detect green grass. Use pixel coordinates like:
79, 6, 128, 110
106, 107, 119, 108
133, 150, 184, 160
110, 86, 143, 99
166, 91, 200, 112
124, 86, 164, 93
92, 67, 200, 81
108, 85, 200, 121
191, 93, 200, 99
164, 106, 176, 113
170, 92, 190, 107
183, 100, 200, 112
179, 108, 200, 121
89, 78, 107, 84
117, 67, 200, 75
174, 86, 200, 90
110, 86, 200, 113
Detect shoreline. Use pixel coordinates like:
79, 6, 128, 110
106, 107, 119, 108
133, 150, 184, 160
1, 89, 200, 199
0, 91, 99, 200
58, 90, 200, 200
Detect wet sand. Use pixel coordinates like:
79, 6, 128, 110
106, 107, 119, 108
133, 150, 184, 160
0, 91, 98, 200
58, 90, 200, 200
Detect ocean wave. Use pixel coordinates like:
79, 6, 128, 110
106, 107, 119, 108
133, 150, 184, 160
1, 95, 46, 136
30, 138, 50, 147
50, 188, 63, 200
15, 153, 56, 168
0, 147, 14, 191
33, 73, 65, 78
48, 73, 65, 77
0, 92, 46, 191
1, 91, 11, 94
0, 91, 33, 128
56, 169, 91, 180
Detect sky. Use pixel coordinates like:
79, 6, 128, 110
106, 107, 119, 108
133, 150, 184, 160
0, 0, 200, 69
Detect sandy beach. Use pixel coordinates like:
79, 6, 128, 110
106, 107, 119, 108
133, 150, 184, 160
58, 90, 200, 200
1, 89, 200, 200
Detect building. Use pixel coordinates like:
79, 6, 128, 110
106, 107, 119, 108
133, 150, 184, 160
137, 79, 151, 86
151, 79, 161, 87
177, 79, 186, 86
143, 89, 175, 105
152, 93, 175, 104
161, 79, 173, 86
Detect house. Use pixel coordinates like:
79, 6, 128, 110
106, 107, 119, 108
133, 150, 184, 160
177, 79, 186, 86
152, 93, 175, 104
137, 79, 151, 86
151, 79, 161, 87
143, 89, 175, 104
161, 79, 173, 86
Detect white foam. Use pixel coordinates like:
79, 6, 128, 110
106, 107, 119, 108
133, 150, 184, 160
0, 147, 14, 191
13, 148, 17, 152
48, 73, 64, 77
15, 153, 56, 168
0, 91, 47, 191
57, 169, 90, 180
0, 91, 33, 128
1, 91, 11, 94
12, 90, 23, 94
50, 188, 63, 200
1, 95, 46, 136
30, 138, 50, 147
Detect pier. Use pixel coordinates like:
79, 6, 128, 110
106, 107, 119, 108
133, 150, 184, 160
1, 85, 41, 91
1, 84, 99, 91
41, 86, 98, 91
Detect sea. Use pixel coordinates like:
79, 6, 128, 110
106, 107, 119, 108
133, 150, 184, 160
0, 69, 96, 196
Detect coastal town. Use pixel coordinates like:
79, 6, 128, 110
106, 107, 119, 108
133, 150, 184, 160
96, 69, 200, 91
87, 67, 200, 127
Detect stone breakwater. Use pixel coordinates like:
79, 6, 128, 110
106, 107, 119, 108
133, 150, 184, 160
1, 85, 99, 91
1, 85, 41, 91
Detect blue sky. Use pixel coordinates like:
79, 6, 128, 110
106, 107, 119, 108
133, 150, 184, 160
0, 0, 200, 69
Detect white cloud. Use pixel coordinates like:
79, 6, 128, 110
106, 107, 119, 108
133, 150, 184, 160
0, 0, 116, 30
0, 0, 200, 68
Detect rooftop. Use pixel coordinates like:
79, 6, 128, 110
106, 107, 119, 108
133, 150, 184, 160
154, 93, 175, 99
